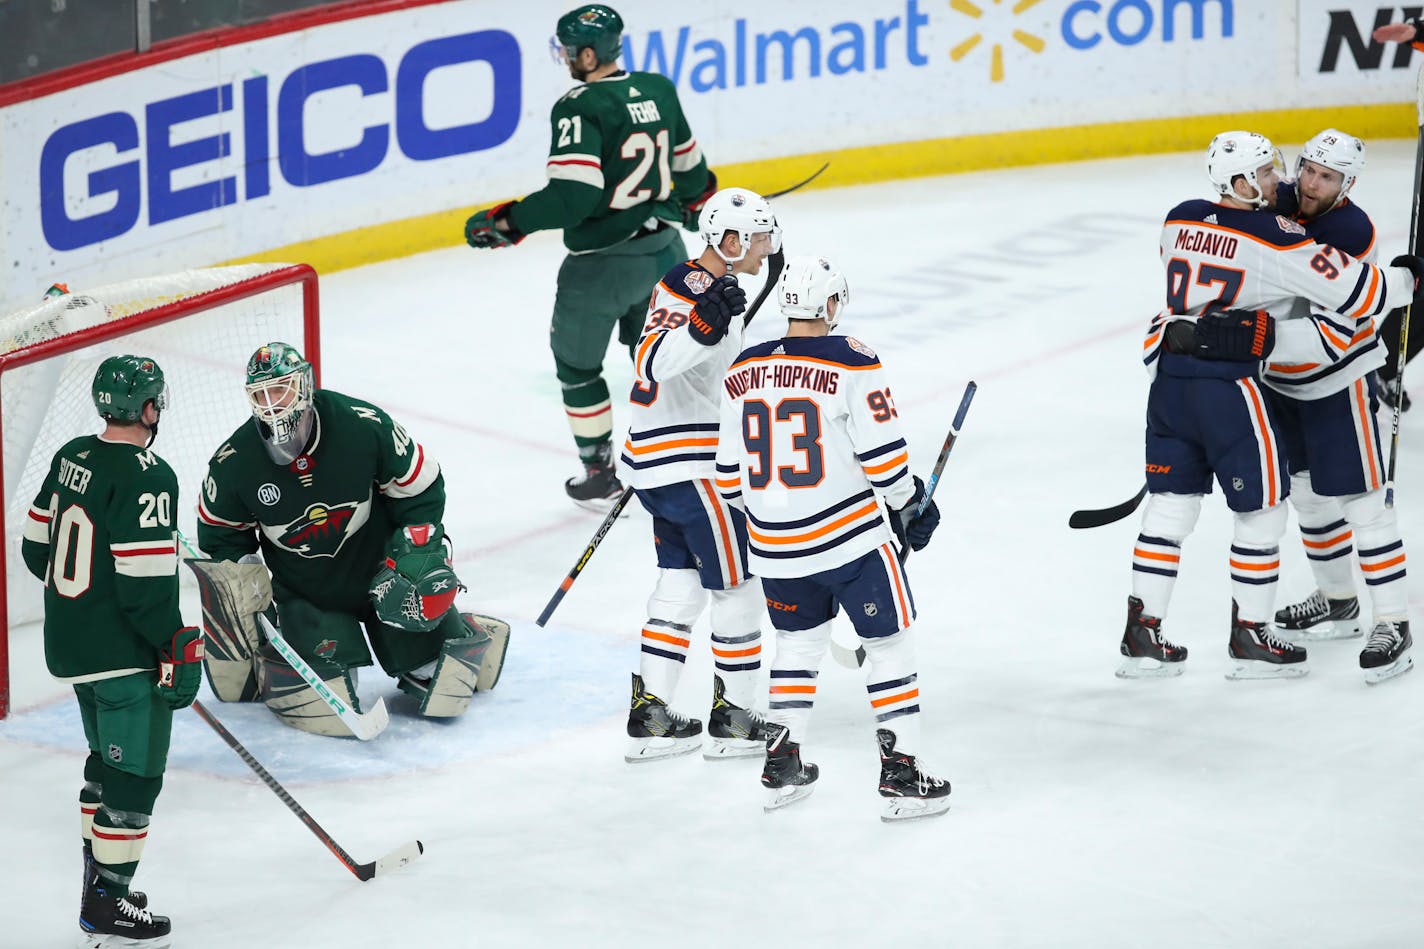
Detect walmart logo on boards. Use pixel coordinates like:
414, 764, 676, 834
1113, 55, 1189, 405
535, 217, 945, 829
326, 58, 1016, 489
950, 0, 1234, 82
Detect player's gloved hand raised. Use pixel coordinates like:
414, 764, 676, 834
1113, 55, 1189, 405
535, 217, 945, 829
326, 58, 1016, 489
464, 201, 524, 249
681, 169, 718, 232
1192, 307, 1275, 361
1273, 180, 1300, 218
1390, 254, 1424, 298
688, 274, 746, 346
154, 627, 204, 710
891, 476, 941, 554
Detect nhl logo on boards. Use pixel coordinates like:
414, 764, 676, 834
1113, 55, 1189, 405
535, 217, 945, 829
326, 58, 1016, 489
684, 270, 713, 295
258, 483, 281, 505
107, 743, 123, 763
864, 602, 879, 617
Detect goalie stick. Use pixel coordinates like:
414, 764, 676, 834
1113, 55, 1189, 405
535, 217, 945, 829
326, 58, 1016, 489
535, 168, 824, 627
830, 381, 978, 669
1385, 64, 1424, 509
1068, 483, 1148, 530
190, 699, 423, 881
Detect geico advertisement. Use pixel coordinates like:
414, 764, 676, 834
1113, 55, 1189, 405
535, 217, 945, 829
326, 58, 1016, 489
0, 0, 1355, 310
1298, 0, 1424, 91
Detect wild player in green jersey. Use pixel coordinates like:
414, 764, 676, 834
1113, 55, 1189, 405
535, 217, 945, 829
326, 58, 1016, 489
465, 4, 713, 511
22, 354, 202, 947
193, 342, 508, 737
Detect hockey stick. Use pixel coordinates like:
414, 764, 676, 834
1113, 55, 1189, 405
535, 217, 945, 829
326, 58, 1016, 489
536, 486, 636, 627
763, 161, 829, 200
830, 381, 978, 669
190, 699, 423, 881
1385, 64, 1424, 509
1068, 484, 1148, 529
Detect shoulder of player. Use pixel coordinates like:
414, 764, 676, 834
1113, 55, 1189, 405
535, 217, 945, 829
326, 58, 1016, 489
1164, 199, 1310, 248
316, 388, 387, 421
89, 437, 178, 488
728, 336, 883, 371
657, 261, 713, 307
1308, 200, 1375, 257
628, 70, 678, 97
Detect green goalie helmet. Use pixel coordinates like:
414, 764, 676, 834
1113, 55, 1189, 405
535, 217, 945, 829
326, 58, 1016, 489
557, 4, 623, 64
370, 524, 463, 632
245, 341, 315, 465
92, 354, 168, 422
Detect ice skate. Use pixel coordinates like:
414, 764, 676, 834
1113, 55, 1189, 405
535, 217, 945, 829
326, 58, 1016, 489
876, 728, 951, 823
704, 674, 773, 759
82, 843, 145, 911
1360, 620, 1413, 685
1227, 604, 1308, 680
565, 442, 626, 513
78, 865, 171, 948
1116, 596, 1187, 679
762, 723, 818, 811
1273, 590, 1362, 641
625, 673, 702, 763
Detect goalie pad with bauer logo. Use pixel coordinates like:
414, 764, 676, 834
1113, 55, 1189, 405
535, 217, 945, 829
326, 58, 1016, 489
186, 559, 273, 702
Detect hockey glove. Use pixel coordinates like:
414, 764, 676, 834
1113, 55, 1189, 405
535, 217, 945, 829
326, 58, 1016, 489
891, 476, 941, 553
464, 201, 524, 249
1192, 308, 1275, 361
688, 274, 747, 346
155, 627, 204, 710
681, 169, 718, 231
1390, 254, 1424, 299
1273, 180, 1300, 218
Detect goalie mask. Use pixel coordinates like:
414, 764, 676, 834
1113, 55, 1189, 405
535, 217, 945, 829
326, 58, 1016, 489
1296, 128, 1365, 211
698, 188, 782, 268
245, 342, 315, 466
778, 256, 849, 330
92, 354, 169, 443
370, 524, 463, 632
1205, 131, 1283, 209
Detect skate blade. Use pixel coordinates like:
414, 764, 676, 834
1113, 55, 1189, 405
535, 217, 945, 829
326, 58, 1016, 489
763, 784, 815, 812
703, 737, 763, 760
78, 931, 173, 949
571, 496, 631, 517
624, 734, 701, 763
881, 796, 951, 823
1225, 660, 1309, 681
1364, 654, 1414, 686
1115, 656, 1185, 679
1276, 621, 1362, 642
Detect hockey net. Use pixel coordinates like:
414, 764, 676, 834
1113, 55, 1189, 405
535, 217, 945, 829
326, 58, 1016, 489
0, 263, 321, 719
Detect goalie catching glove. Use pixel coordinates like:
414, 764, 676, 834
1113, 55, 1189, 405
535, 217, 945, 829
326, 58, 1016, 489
1192, 307, 1275, 361
370, 524, 463, 631
155, 627, 204, 710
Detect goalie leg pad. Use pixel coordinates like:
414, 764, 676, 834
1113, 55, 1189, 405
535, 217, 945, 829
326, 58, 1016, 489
260, 651, 363, 737
467, 613, 510, 692
186, 559, 274, 702
401, 622, 492, 717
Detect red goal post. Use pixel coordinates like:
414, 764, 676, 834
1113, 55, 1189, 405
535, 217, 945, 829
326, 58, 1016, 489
0, 263, 321, 719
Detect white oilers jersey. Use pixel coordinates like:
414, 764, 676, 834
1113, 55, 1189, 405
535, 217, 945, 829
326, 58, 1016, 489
716, 335, 915, 577
1145, 199, 1415, 399
621, 261, 745, 489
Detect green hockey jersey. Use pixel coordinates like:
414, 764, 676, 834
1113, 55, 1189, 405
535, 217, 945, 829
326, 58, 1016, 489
508, 70, 709, 253
196, 390, 445, 613
21, 435, 183, 682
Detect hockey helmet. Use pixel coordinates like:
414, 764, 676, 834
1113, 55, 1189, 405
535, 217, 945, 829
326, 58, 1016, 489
370, 524, 463, 633
1296, 128, 1365, 209
556, 5, 624, 65
1206, 131, 1282, 208
778, 256, 849, 330
92, 354, 168, 423
698, 188, 782, 267
245, 341, 315, 465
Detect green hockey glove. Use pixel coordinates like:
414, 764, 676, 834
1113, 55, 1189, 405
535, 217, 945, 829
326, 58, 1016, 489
155, 627, 204, 710
465, 201, 524, 249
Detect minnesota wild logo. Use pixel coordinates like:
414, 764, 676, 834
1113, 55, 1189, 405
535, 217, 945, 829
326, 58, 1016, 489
277, 501, 361, 557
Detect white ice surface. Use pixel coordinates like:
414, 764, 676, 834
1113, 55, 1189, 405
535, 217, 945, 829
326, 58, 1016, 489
4, 145, 1424, 948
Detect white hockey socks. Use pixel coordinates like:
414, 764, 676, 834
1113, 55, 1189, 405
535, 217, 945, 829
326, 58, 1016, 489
767, 621, 831, 740
862, 630, 923, 755
1289, 473, 1356, 599
1231, 505, 1287, 623
1131, 493, 1201, 617
709, 583, 764, 708
1343, 489, 1409, 619
639, 568, 707, 701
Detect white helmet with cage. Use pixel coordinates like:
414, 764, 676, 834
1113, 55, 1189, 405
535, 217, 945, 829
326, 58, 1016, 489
1296, 128, 1365, 208
698, 188, 782, 267
1205, 131, 1282, 208
778, 255, 849, 330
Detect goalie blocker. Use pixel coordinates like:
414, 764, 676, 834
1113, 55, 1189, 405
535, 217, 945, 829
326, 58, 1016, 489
187, 545, 509, 737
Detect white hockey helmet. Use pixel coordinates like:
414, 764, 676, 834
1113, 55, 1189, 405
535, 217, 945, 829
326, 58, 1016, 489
1296, 128, 1365, 207
1205, 131, 1282, 208
778, 255, 849, 330
698, 187, 782, 266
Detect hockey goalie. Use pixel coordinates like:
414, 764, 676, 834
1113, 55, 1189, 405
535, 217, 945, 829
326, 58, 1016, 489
187, 342, 509, 737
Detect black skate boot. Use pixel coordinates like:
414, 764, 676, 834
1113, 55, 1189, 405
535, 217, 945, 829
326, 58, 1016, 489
625, 673, 702, 763
1227, 603, 1308, 680
761, 723, 818, 812
83, 842, 145, 911
876, 728, 951, 823
565, 442, 626, 512
1116, 595, 1187, 679
704, 674, 773, 760
1273, 589, 1362, 641
1360, 619, 1414, 685
79, 865, 171, 948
